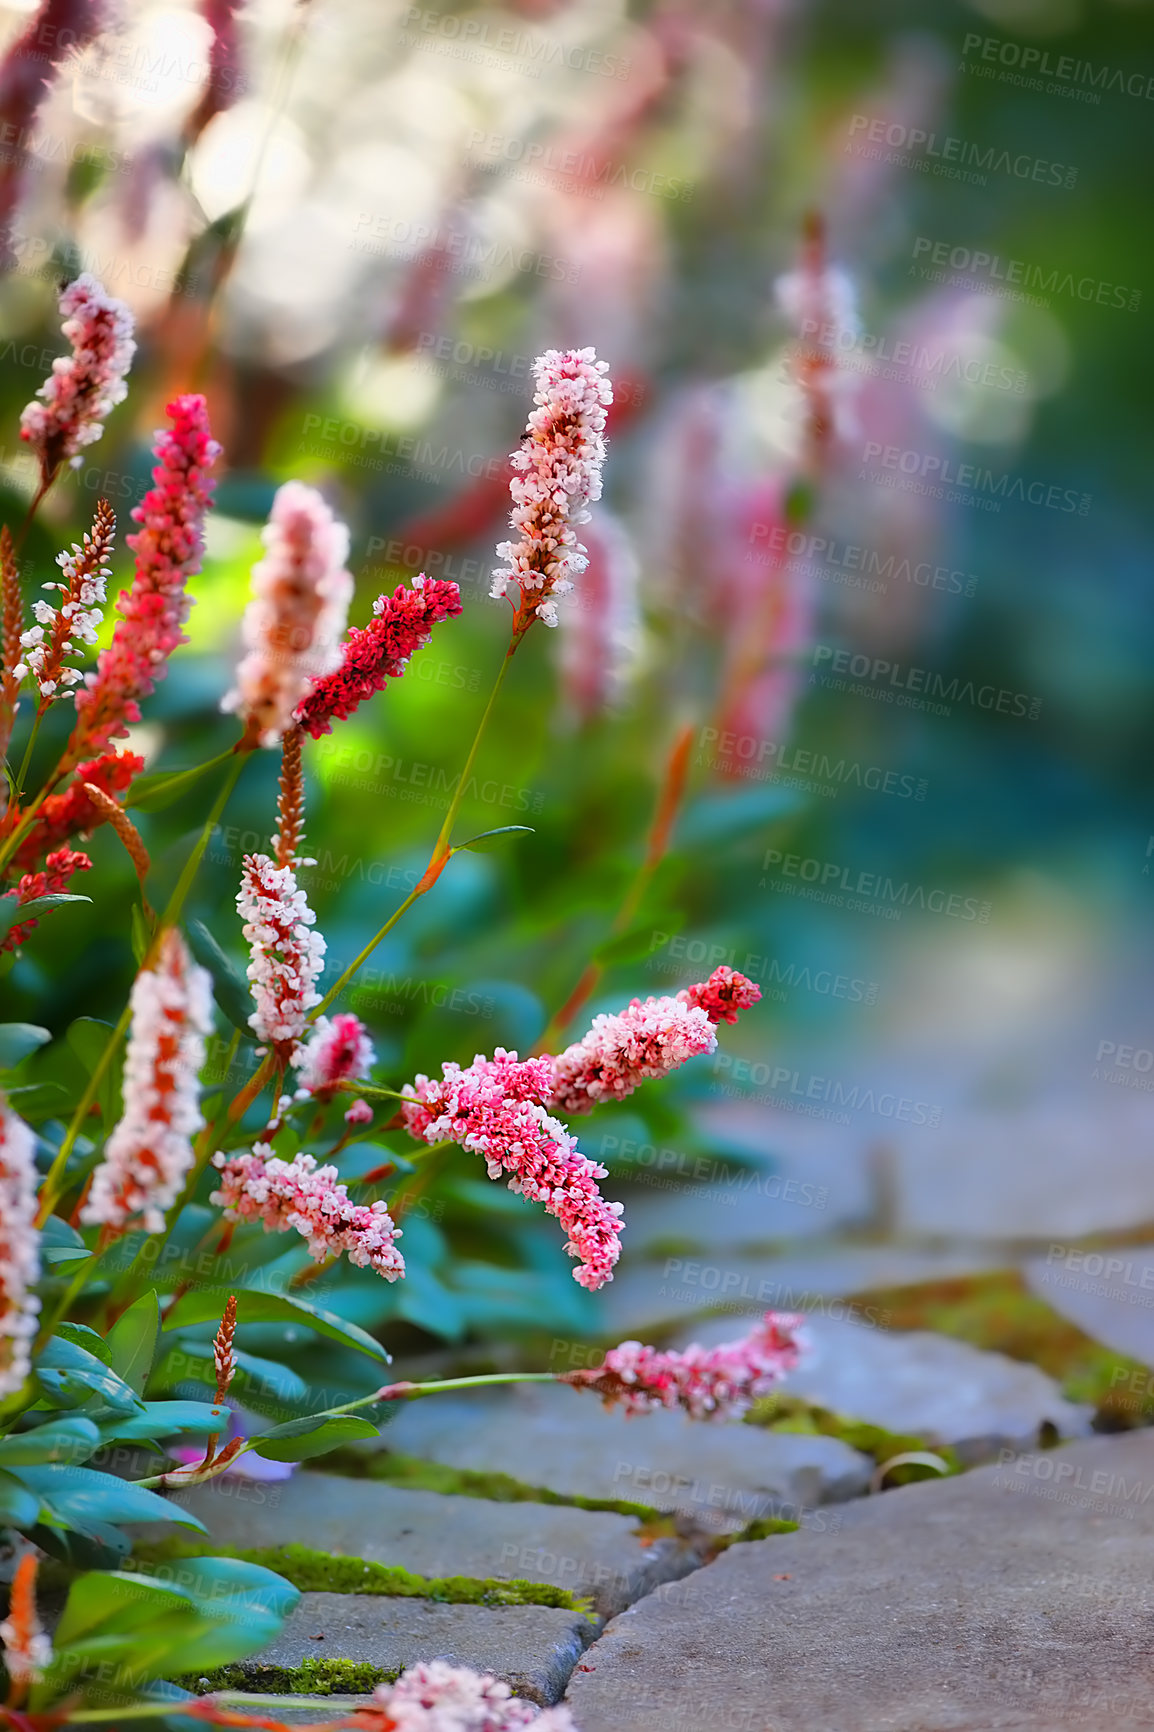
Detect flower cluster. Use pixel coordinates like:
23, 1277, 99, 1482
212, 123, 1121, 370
562, 1312, 805, 1420
1, 846, 92, 953
354, 1660, 575, 1732
15, 497, 116, 701
19, 274, 135, 484
491, 347, 612, 631
0, 1097, 40, 1400
82, 930, 214, 1235
12, 749, 143, 871
291, 1012, 375, 1102
223, 481, 353, 745
237, 853, 325, 1050
775, 212, 860, 463
679, 964, 762, 1026
210, 1146, 404, 1280
294, 574, 463, 740
402, 1050, 623, 1289
69, 394, 220, 761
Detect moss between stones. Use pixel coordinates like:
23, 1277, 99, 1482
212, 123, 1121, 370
845, 1269, 1152, 1427
134, 1539, 594, 1617
181, 1658, 398, 1696
319, 1447, 662, 1521
746, 1394, 961, 1485
712, 1516, 800, 1550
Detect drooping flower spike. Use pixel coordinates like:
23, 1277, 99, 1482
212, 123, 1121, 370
19, 273, 135, 488
210, 1146, 404, 1280
549, 968, 761, 1116
291, 1012, 375, 1102
15, 497, 115, 702
223, 480, 353, 746
491, 347, 612, 636
237, 852, 325, 1053
351, 1660, 577, 1732
402, 1050, 624, 1290
562, 1311, 805, 1420
294, 573, 462, 740
0, 1096, 40, 1400
82, 929, 214, 1235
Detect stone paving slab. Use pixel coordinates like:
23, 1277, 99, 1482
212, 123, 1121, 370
674, 1312, 1092, 1457
383, 1383, 871, 1532
1024, 1244, 1154, 1372
564, 1429, 1154, 1731
158, 1472, 706, 1617
240, 1594, 588, 1705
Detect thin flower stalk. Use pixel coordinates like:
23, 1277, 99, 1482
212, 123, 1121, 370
15, 498, 116, 704
0, 1097, 40, 1401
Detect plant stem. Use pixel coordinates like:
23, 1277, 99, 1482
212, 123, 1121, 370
380, 1371, 560, 1402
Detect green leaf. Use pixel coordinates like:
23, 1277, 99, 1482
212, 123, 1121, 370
186, 917, 256, 1040
66, 1016, 121, 1125
53, 1568, 196, 1649
106, 1290, 160, 1394
0, 1022, 51, 1069
452, 825, 535, 854
10, 1464, 207, 1530
162, 1287, 392, 1364
130, 900, 151, 965
0, 1468, 40, 1525
98, 1399, 228, 1443
0, 1417, 101, 1466
162, 1552, 300, 1620
0, 893, 91, 944
39, 1214, 93, 1267
35, 1337, 145, 1415
125, 747, 236, 813
54, 1322, 112, 1364
252, 1413, 379, 1461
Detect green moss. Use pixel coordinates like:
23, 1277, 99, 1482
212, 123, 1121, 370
183, 1658, 398, 1696
846, 1269, 1152, 1426
134, 1539, 594, 1617
320, 1447, 662, 1520
746, 1394, 960, 1485
712, 1516, 799, 1550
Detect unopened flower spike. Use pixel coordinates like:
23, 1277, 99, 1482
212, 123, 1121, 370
0, 1096, 40, 1399
213, 1293, 238, 1400
562, 1312, 805, 1421
20, 273, 135, 490
291, 1012, 375, 1105
491, 347, 612, 639
16, 498, 116, 703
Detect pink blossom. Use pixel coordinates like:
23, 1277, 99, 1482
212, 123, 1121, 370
291, 1012, 375, 1099
775, 213, 861, 463
210, 1145, 404, 1280
294, 574, 462, 740
0, 1096, 40, 1399
549, 993, 716, 1116
67, 395, 220, 762
562, 1312, 806, 1420
19, 273, 135, 485
402, 1050, 623, 1289
491, 347, 612, 635
81, 930, 213, 1235
557, 509, 641, 722
15, 497, 116, 701
679, 965, 762, 1026
358, 1660, 576, 1732
223, 481, 353, 746
237, 853, 325, 1051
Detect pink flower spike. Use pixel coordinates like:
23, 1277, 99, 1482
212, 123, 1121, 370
67, 394, 221, 763
81, 930, 214, 1236
0, 1096, 40, 1399
223, 480, 353, 746
549, 992, 717, 1116
210, 1144, 405, 1280
294, 574, 462, 740
20, 273, 135, 487
359, 1660, 577, 1732
402, 1049, 624, 1289
491, 347, 612, 639
237, 853, 325, 1053
679, 965, 762, 1026
562, 1312, 806, 1421
291, 1012, 375, 1099
15, 498, 116, 703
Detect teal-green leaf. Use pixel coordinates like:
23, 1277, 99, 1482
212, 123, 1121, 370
106, 1289, 160, 1394
0, 1022, 51, 1070
452, 825, 535, 853
0, 1469, 40, 1525
186, 917, 257, 1040
39, 1215, 93, 1269
98, 1399, 228, 1444
35, 1337, 145, 1415
10, 1464, 207, 1530
54, 1322, 112, 1364
252, 1414, 379, 1461
161, 1287, 392, 1364
0, 1418, 100, 1466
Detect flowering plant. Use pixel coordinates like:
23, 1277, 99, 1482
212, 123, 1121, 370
0, 295, 807, 1729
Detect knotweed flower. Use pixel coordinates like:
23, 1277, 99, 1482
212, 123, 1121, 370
12, 749, 144, 871
20, 273, 135, 487
557, 509, 642, 722
210, 1145, 404, 1279
294, 574, 462, 739
223, 481, 353, 746
238, 853, 325, 1050
68, 395, 220, 762
15, 497, 116, 701
0, 1553, 52, 1695
402, 1050, 624, 1289
81, 930, 213, 1235
562, 1312, 805, 1420
680, 965, 762, 1026
775, 212, 860, 466
491, 347, 612, 635
291, 1012, 375, 1100
356, 1660, 576, 1732
1, 846, 91, 953
0, 1097, 40, 1400
213, 1293, 238, 1400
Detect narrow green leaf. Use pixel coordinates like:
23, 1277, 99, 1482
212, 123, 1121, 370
130, 901, 151, 965
10, 1464, 207, 1530
186, 917, 256, 1040
0, 893, 90, 944
161, 1287, 392, 1364
0, 1469, 40, 1525
54, 1322, 112, 1364
252, 1414, 379, 1462
452, 825, 535, 854
106, 1290, 160, 1395
0, 1418, 101, 1466
0, 1022, 51, 1069
36, 1337, 145, 1415
125, 748, 235, 813
98, 1399, 228, 1443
